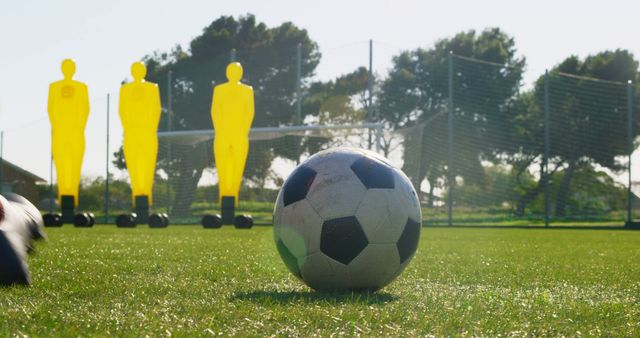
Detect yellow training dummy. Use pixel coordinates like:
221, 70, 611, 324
118, 62, 161, 208
47, 59, 90, 208
211, 62, 255, 210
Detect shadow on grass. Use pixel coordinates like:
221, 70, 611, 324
424, 224, 630, 230
230, 290, 398, 305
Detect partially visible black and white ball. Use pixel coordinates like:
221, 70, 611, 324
0, 194, 46, 286
273, 147, 422, 291
3, 193, 46, 242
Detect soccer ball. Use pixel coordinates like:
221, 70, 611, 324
273, 147, 422, 291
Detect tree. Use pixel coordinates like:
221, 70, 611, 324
305, 67, 369, 124
115, 15, 321, 215
299, 67, 373, 152
497, 88, 561, 216
525, 50, 639, 216
379, 28, 525, 205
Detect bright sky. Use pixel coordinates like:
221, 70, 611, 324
0, 0, 638, 181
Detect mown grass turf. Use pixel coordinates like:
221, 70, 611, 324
1, 226, 639, 336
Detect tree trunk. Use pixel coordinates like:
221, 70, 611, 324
514, 158, 559, 217
555, 160, 576, 217
410, 174, 425, 204
514, 161, 545, 217
427, 182, 436, 208
515, 182, 544, 216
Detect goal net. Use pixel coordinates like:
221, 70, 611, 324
151, 124, 384, 224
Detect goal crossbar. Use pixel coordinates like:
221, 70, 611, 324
157, 123, 384, 151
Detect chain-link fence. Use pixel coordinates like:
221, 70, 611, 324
402, 55, 636, 226
2, 43, 637, 227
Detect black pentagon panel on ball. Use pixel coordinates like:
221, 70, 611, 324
397, 218, 421, 264
350, 156, 395, 189
320, 216, 369, 265
283, 165, 317, 207
276, 239, 301, 278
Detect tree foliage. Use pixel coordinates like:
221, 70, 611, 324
115, 15, 321, 215
379, 28, 525, 205
106, 19, 639, 220
520, 49, 639, 216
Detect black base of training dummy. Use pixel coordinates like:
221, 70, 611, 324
61, 195, 75, 224
135, 195, 149, 225
221, 196, 235, 225
149, 213, 169, 228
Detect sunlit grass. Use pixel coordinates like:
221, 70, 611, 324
0, 226, 638, 336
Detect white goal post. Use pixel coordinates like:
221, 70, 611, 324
149, 123, 385, 222
157, 123, 384, 152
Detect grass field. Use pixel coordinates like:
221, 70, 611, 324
106, 200, 635, 226
1, 226, 639, 336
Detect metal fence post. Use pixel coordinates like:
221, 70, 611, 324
49, 154, 53, 214
368, 40, 373, 120
367, 39, 374, 149
628, 80, 634, 224
47, 127, 54, 214
230, 49, 236, 63
167, 70, 173, 213
105, 93, 110, 223
375, 124, 382, 153
544, 70, 550, 227
415, 124, 424, 186
296, 43, 302, 125
447, 52, 454, 227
